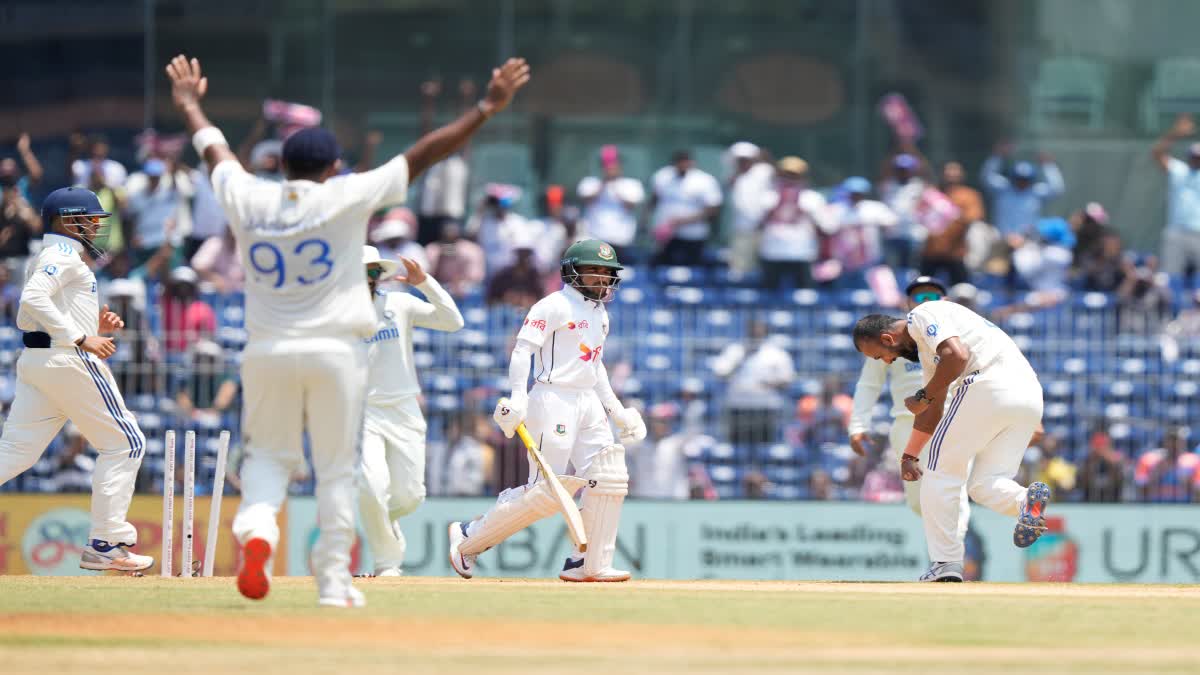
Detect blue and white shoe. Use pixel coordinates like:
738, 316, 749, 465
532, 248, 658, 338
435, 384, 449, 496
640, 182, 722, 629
447, 522, 475, 579
80, 540, 154, 572
1014, 482, 1051, 548
918, 561, 963, 582
559, 556, 631, 582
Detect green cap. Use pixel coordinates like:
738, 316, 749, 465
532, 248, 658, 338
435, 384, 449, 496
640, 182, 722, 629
561, 239, 623, 270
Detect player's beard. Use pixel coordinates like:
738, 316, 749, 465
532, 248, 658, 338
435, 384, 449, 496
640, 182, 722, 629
895, 343, 920, 363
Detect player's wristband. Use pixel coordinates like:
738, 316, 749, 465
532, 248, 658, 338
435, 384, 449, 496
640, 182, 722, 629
475, 100, 495, 119
192, 126, 229, 155
902, 453, 920, 463
74, 335, 86, 346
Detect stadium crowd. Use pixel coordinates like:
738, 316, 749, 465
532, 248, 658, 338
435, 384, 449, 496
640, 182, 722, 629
2, 100, 1200, 505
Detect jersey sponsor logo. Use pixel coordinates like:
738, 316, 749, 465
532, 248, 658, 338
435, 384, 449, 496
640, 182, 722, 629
597, 244, 615, 261
578, 342, 602, 362
555, 424, 567, 436
364, 325, 400, 344
524, 318, 547, 331
43, 264, 58, 276
566, 320, 590, 330
926, 324, 938, 337
905, 361, 922, 372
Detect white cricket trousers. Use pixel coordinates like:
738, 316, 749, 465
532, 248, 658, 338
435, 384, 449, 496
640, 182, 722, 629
524, 384, 616, 479
358, 395, 426, 571
890, 413, 969, 539
920, 370, 1043, 564
232, 336, 366, 596
0, 347, 145, 544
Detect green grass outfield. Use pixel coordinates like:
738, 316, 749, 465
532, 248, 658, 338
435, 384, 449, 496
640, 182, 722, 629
1, 576, 1198, 674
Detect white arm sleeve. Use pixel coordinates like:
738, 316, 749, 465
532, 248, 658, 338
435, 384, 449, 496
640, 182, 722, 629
848, 359, 887, 435
19, 260, 84, 344
507, 338, 537, 401
409, 277, 465, 332
593, 359, 623, 417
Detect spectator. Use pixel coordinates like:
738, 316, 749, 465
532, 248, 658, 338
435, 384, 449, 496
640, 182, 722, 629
1135, 426, 1199, 502
70, 134, 127, 188
1029, 434, 1077, 499
485, 242, 543, 309
630, 402, 712, 500
3, 134, 44, 203
444, 414, 496, 496
980, 142, 1065, 283
51, 426, 94, 493
725, 142, 774, 274
649, 150, 723, 267
743, 470, 770, 499
948, 281, 981, 313
85, 157, 128, 255
1069, 202, 1111, 276
878, 153, 929, 269
467, 183, 534, 277
825, 177, 897, 287
1151, 113, 1200, 288
1078, 232, 1127, 293
104, 277, 161, 397
797, 376, 854, 447
533, 186, 585, 274
1116, 255, 1171, 334
161, 266, 216, 355
191, 227, 245, 293
922, 161, 985, 285
1080, 425, 1126, 503
712, 319, 795, 446
188, 162, 228, 261
425, 220, 485, 298
126, 158, 191, 268
415, 79, 472, 245
756, 156, 830, 290
993, 218, 1076, 321
173, 339, 238, 425
860, 434, 905, 504
0, 265, 19, 322
809, 469, 834, 500
1165, 288, 1200, 343
370, 206, 429, 275
578, 145, 646, 262
0, 165, 41, 267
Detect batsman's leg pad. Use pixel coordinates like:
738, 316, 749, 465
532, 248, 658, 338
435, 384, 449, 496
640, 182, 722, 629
458, 480, 560, 556
580, 444, 628, 575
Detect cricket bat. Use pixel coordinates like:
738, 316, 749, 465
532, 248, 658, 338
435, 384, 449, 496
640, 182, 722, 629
501, 399, 588, 553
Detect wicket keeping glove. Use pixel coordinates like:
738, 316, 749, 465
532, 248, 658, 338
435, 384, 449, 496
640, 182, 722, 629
493, 395, 527, 439
613, 407, 647, 442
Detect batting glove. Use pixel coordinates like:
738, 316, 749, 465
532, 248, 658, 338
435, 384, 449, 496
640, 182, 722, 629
613, 407, 647, 442
493, 396, 527, 439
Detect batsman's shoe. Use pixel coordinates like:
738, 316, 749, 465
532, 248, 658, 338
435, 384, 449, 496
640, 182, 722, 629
237, 537, 272, 600
919, 561, 964, 582
318, 585, 366, 609
80, 540, 154, 572
559, 556, 631, 583
1014, 481, 1051, 548
374, 566, 403, 577
448, 522, 475, 579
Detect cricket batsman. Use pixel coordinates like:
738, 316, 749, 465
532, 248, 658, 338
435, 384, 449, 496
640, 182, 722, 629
166, 53, 527, 606
359, 246, 463, 576
448, 240, 647, 582
0, 187, 151, 572
848, 276, 968, 532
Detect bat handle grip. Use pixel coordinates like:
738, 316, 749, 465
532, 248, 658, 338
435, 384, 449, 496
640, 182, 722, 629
515, 423, 535, 450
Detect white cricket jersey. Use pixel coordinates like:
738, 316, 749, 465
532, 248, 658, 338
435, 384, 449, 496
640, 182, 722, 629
906, 300, 1036, 388
848, 357, 924, 435
364, 277, 463, 406
515, 285, 610, 389
16, 234, 98, 346
211, 156, 410, 341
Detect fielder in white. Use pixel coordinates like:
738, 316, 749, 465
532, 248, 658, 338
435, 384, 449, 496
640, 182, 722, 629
448, 239, 647, 582
848, 276, 968, 533
0, 187, 151, 572
853, 301, 1049, 582
166, 53, 528, 605
359, 246, 463, 576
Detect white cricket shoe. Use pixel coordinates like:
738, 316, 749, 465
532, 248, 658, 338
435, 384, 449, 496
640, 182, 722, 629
448, 521, 475, 579
559, 556, 631, 583
80, 540, 154, 572
374, 566, 403, 577
919, 561, 964, 582
318, 585, 366, 608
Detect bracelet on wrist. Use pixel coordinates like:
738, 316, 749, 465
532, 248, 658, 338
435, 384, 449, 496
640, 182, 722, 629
476, 100, 495, 118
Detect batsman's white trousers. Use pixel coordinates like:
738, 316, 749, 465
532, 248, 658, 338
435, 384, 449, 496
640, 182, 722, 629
358, 395, 426, 571
920, 369, 1043, 564
890, 413, 969, 540
0, 347, 145, 544
232, 336, 366, 597
524, 383, 615, 480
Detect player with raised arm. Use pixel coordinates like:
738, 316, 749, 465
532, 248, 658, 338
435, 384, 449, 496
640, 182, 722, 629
166, 54, 527, 606
448, 240, 647, 582
848, 276, 968, 533
0, 187, 151, 572
358, 246, 463, 576
852, 301, 1049, 582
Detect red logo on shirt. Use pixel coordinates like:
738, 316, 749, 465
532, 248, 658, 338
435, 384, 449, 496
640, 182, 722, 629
567, 320, 589, 330
579, 343, 602, 362
524, 318, 547, 331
